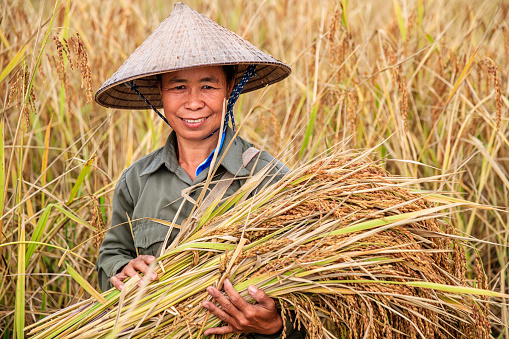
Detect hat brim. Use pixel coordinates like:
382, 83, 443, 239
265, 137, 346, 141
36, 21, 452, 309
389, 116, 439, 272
95, 62, 290, 110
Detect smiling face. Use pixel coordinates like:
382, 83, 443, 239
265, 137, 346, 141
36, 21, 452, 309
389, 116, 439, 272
159, 66, 233, 144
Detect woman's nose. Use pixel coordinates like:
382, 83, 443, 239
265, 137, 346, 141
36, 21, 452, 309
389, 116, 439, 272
184, 89, 205, 110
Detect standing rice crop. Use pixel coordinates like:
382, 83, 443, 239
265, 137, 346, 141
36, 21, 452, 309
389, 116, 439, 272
25, 148, 505, 338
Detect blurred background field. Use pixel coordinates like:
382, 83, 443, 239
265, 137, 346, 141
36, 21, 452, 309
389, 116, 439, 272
0, 0, 508, 337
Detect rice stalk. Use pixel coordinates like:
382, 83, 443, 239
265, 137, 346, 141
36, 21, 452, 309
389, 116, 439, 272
26, 150, 503, 338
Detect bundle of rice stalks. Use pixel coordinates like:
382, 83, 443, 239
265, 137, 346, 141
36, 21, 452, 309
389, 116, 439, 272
26, 150, 504, 338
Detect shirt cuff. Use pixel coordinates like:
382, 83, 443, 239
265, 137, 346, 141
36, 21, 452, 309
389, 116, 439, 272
96, 255, 133, 291
111, 257, 132, 277
96, 255, 133, 279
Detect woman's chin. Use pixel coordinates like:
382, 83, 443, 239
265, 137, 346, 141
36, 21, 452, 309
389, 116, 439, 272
175, 129, 220, 144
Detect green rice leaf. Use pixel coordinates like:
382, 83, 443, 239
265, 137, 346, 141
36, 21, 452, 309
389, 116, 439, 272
67, 158, 93, 205
299, 103, 319, 157
25, 204, 53, 268
0, 121, 4, 236
22, 0, 61, 112
53, 204, 91, 229
393, 0, 407, 41
66, 264, 108, 304
14, 222, 25, 339
0, 45, 28, 84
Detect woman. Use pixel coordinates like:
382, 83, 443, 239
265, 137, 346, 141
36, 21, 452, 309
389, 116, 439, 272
95, 3, 303, 338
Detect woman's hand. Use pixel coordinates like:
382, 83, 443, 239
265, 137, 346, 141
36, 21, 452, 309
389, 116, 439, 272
110, 255, 158, 291
202, 279, 283, 335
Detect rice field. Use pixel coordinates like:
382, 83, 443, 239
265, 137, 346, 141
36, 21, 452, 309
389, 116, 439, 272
0, 0, 508, 337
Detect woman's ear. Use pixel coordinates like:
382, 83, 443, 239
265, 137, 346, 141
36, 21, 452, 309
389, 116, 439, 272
227, 79, 235, 96
157, 74, 164, 94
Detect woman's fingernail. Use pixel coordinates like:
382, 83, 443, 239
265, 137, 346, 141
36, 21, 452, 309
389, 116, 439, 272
119, 284, 124, 291
248, 285, 257, 294
151, 273, 157, 280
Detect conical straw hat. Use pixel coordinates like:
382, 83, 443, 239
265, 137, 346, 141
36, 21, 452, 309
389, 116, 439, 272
95, 2, 291, 110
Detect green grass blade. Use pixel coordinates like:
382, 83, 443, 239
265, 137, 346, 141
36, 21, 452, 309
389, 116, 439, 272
340, 0, 349, 31
40, 117, 52, 207
417, 0, 424, 32
53, 204, 91, 229
393, 0, 407, 41
0, 45, 28, 84
25, 204, 54, 269
0, 121, 4, 237
40, 276, 47, 321
14, 221, 25, 339
306, 279, 509, 298
66, 264, 108, 304
22, 0, 61, 111
406, 281, 509, 298
299, 103, 318, 158
67, 158, 93, 205
159, 242, 236, 260
317, 203, 464, 239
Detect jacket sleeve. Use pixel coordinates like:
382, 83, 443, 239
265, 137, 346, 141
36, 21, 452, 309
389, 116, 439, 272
95, 172, 137, 292
251, 317, 305, 339
248, 150, 290, 195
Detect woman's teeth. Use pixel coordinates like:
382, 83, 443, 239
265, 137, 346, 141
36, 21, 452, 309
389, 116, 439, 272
182, 118, 206, 123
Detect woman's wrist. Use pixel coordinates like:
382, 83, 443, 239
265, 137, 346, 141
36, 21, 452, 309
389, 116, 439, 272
267, 313, 284, 335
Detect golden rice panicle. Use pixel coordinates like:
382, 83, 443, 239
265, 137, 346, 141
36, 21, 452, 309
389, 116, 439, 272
53, 32, 93, 105
328, 8, 340, 65
53, 35, 71, 111
481, 58, 502, 130
502, 25, 509, 67
90, 196, 105, 250
7, 64, 35, 127
73, 33, 93, 103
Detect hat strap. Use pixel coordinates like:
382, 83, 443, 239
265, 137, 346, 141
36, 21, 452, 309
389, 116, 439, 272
125, 80, 172, 127
224, 64, 257, 135
204, 64, 258, 140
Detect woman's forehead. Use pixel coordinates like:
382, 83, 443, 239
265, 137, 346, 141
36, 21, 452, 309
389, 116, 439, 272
161, 66, 226, 83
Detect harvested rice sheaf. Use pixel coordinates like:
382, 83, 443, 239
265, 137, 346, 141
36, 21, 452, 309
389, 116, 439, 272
26, 153, 501, 339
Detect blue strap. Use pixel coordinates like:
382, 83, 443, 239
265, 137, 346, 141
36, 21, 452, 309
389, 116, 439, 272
125, 80, 172, 127
195, 127, 227, 177
224, 64, 257, 135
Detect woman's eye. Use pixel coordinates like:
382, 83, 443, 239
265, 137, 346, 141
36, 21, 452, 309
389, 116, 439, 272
174, 85, 185, 90
203, 85, 214, 89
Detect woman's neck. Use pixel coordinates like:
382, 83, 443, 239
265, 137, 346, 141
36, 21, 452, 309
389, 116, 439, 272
176, 134, 220, 181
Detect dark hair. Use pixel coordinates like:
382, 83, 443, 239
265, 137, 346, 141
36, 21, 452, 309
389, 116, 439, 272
156, 65, 237, 86
222, 65, 237, 85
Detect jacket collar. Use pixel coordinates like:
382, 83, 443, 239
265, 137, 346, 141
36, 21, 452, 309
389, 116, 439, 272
140, 127, 250, 178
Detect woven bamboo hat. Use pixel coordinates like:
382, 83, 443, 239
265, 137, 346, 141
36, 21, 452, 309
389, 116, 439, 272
95, 2, 291, 110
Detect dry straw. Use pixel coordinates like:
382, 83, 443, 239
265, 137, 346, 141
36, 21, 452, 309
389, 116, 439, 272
26, 147, 505, 338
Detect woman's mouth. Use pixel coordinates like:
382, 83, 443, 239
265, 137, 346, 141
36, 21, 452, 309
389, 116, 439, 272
181, 117, 206, 123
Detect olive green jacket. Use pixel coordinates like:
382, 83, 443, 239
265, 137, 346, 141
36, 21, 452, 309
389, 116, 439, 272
96, 128, 304, 339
